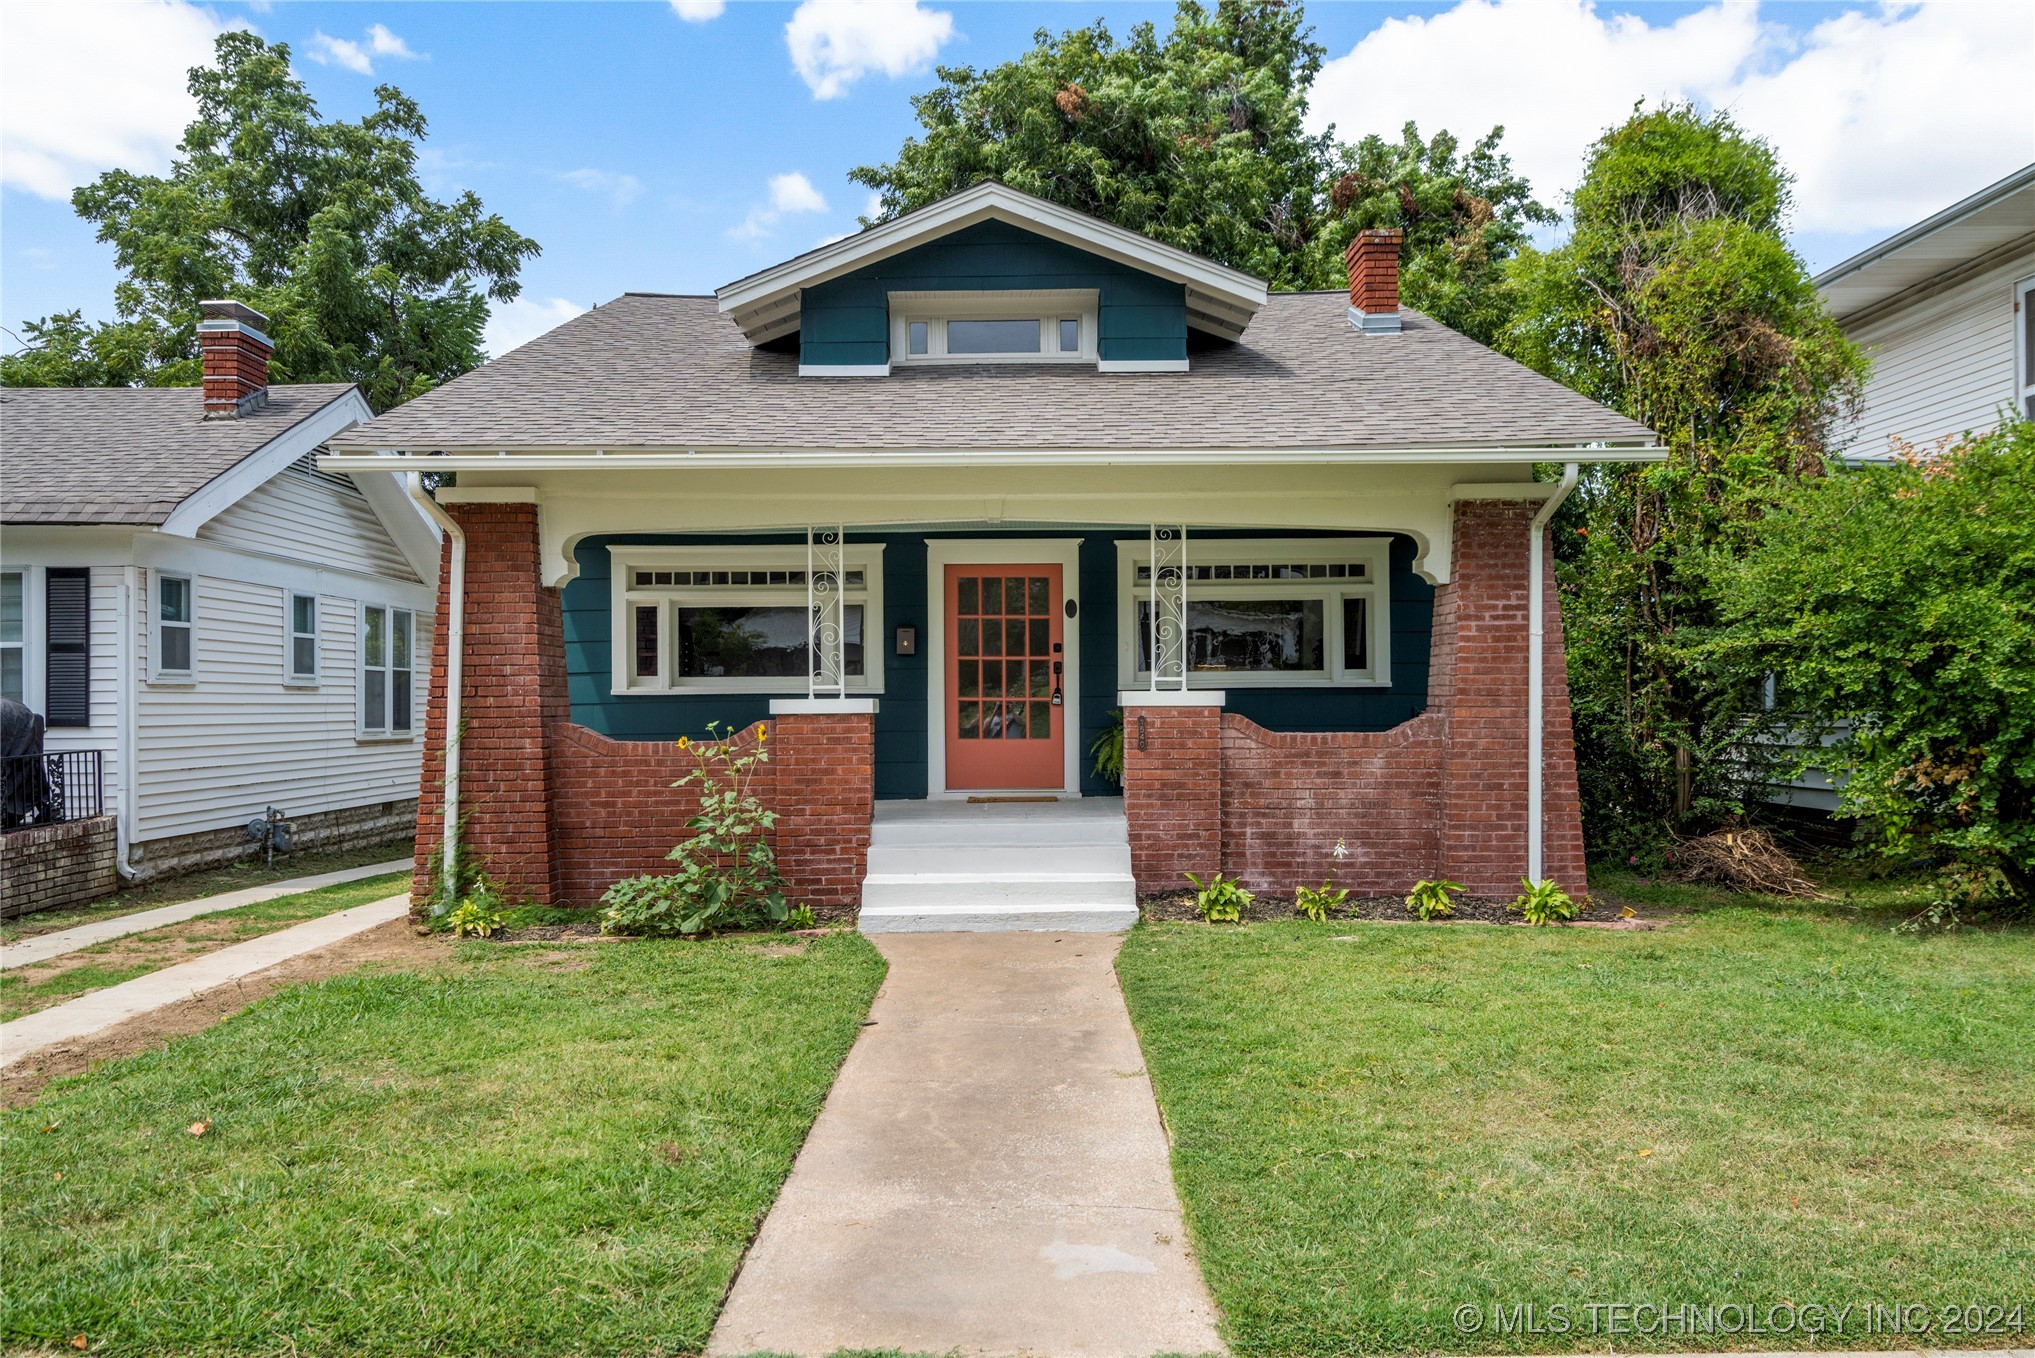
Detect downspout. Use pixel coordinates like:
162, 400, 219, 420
114, 564, 140, 879
406, 473, 464, 912
1527, 463, 1580, 884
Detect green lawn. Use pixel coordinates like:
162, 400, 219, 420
1, 838, 412, 943
1, 872, 411, 1022
1118, 909, 2035, 1355
2, 931, 886, 1357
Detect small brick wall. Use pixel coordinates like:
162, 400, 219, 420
2, 816, 118, 918
1121, 500, 1588, 899
412, 503, 876, 912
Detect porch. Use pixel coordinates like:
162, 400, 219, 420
398, 491, 1588, 919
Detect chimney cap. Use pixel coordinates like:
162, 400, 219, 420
198, 299, 271, 337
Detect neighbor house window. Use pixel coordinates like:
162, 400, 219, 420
154, 571, 194, 679
1, 571, 22, 703
287, 592, 319, 682
360, 604, 414, 735
1116, 539, 1390, 689
890, 289, 1095, 366
612, 545, 886, 695
2017, 276, 2034, 420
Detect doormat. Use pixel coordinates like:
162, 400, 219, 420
965, 795, 1060, 803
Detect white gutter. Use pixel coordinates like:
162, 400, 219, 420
1526, 462, 1580, 885
114, 565, 140, 880
406, 473, 464, 912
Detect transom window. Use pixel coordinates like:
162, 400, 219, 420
1116, 538, 1390, 689
891, 289, 1096, 366
613, 545, 886, 695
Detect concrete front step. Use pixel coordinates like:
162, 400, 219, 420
859, 799, 1138, 933
858, 901, 1141, 934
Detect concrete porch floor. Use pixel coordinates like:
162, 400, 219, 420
707, 931, 1224, 1358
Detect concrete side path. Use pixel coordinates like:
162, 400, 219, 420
0, 895, 411, 1068
709, 932, 1225, 1358
1, 859, 411, 970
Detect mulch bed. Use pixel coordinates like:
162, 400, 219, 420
1138, 890, 1628, 926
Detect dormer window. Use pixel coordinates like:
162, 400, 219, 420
890, 290, 1097, 366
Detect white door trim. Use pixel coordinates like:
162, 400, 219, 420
925, 538, 1083, 799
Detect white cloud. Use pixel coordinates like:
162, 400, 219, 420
1309, 0, 2034, 235
731, 171, 832, 240
784, 0, 955, 100
558, 168, 643, 208
307, 24, 424, 76
670, 0, 726, 21
483, 297, 588, 359
0, 0, 236, 200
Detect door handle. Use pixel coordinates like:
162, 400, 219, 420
1051, 659, 1063, 706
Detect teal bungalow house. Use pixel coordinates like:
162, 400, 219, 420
324, 184, 1661, 929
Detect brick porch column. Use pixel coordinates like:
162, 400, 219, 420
1437, 500, 1588, 896
412, 502, 567, 908
768, 700, 878, 909
1118, 692, 1226, 894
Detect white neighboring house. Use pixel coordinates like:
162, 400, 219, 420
1764, 166, 2035, 814
1820, 162, 2035, 459
1, 301, 438, 902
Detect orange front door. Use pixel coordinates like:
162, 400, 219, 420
945, 564, 1064, 790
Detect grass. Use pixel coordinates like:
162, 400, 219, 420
1592, 861, 1944, 923
1, 837, 412, 942
1117, 908, 2035, 1355
1, 872, 410, 1022
1, 930, 887, 1356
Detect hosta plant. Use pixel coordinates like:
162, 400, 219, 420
1405, 879, 1464, 921
1510, 878, 1578, 926
1294, 880, 1348, 922
1185, 871, 1254, 924
448, 898, 503, 939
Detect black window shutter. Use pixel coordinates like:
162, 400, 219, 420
45, 568, 91, 727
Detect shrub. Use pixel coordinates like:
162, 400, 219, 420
1090, 710, 1124, 785
1294, 880, 1348, 922
601, 722, 796, 938
1510, 878, 1578, 926
1404, 878, 1463, 921
1186, 871, 1253, 923
447, 898, 503, 939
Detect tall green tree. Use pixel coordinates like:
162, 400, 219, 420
851, 0, 1548, 342
1713, 425, 2035, 906
1, 31, 538, 410
1502, 104, 1867, 850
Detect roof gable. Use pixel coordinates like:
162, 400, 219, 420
715, 182, 1269, 347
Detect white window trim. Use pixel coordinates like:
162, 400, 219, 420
609, 544, 887, 697
358, 602, 416, 740
151, 569, 195, 683
1113, 537, 1392, 690
890, 289, 1098, 367
0, 568, 25, 707
285, 591, 320, 685
2016, 275, 2034, 421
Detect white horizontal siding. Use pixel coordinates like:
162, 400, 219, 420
198, 466, 420, 583
39, 568, 122, 814
1838, 249, 2034, 457
133, 574, 432, 841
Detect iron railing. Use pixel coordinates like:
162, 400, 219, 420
2, 750, 106, 831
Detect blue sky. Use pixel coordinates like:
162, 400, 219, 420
4, 0, 2030, 357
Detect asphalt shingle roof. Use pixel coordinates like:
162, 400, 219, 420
1, 384, 359, 525
330, 292, 1655, 454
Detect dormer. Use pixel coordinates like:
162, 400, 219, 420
714, 182, 1269, 376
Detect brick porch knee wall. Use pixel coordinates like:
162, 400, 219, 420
411, 502, 875, 912
1121, 704, 1224, 891
1119, 501, 1587, 899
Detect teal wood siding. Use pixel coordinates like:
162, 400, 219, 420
561, 530, 1433, 800
797, 221, 1188, 368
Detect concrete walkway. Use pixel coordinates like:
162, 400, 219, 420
1, 859, 410, 970
709, 932, 1224, 1358
0, 894, 411, 1068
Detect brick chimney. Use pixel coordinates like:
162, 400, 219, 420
1344, 229, 1403, 334
198, 300, 272, 418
